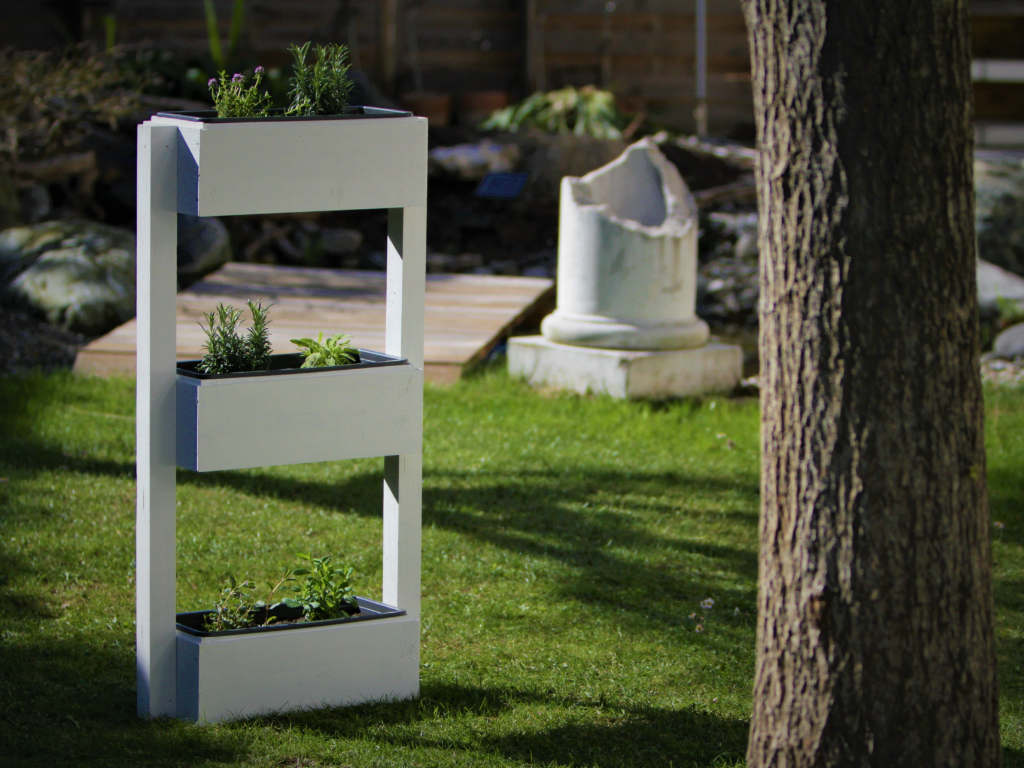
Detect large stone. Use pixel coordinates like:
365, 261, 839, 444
541, 137, 709, 350
520, 134, 627, 205
0, 173, 19, 230
429, 140, 521, 181
7, 219, 135, 335
977, 258, 1024, 314
509, 335, 742, 399
975, 153, 1024, 276
994, 323, 1024, 359
178, 214, 231, 284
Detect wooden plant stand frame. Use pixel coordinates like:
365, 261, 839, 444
135, 112, 426, 722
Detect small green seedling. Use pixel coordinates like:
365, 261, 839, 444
292, 553, 358, 621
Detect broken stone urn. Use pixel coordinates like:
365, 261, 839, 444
509, 138, 741, 399
540, 137, 709, 350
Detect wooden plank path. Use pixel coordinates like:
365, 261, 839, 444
74, 262, 554, 383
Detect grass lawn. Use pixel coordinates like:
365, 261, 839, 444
0, 367, 1020, 767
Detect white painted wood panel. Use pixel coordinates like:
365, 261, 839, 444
176, 362, 423, 471
151, 115, 427, 216
177, 614, 419, 723
135, 123, 179, 718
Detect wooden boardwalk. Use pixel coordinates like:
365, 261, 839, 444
74, 263, 554, 383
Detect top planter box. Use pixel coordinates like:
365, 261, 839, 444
151, 107, 428, 217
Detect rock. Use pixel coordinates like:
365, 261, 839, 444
734, 228, 759, 262
975, 153, 1024, 276
429, 141, 521, 181
319, 226, 363, 256
523, 264, 552, 278
426, 252, 483, 273
994, 323, 1024, 359
18, 183, 52, 223
0, 174, 19, 230
701, 211, 758, 263
977, 258, 1024, 314
6, 219, 135, 335
520, 134, 627, 205
178, 214, 231, 284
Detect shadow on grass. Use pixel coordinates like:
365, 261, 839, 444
260, 681, 750, 768
177, 465, 759, 628
988, 465, 1024, 522
0, 638, 250, 767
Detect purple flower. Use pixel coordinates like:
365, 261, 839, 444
254, 65, 265, 76
208, 77, 216, 88
232, 72, 243, 82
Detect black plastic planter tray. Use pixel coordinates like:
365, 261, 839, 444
177, 596, 406, 637
176, 349, 406, 380
156, 106, 412, 124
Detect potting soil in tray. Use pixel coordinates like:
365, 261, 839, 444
176, 350, 406, 380
177, 596, 406, 637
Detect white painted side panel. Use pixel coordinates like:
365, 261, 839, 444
135, 122, 179, 718
176, 615, 420, 723
177, 363, 423, 471
152, 116, 428, 216
383, 453, 422, 618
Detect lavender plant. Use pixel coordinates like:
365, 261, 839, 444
208, 66, 272, 118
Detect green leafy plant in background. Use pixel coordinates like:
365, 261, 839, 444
207, 66, 272, 118
286, 41, 354, 116
481, 86, 626, 139
203, 0, 247, 73
292, 553, 359, 621
198, 300, 273, 374
291, 332, 359, 368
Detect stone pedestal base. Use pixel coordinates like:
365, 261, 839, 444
507, 335, 743, 400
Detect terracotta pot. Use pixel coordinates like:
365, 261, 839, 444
400, 91, 452, 126
459, 89, 510, 127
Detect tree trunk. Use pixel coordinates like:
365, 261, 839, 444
742, 1, 1001, 765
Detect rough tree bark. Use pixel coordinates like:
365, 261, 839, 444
741, 1, 1001, 765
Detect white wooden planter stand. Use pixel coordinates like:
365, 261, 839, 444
136, 109, 427, 723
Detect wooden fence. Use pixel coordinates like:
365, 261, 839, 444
32, 0, 1024, 142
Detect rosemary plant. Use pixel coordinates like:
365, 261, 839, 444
286, 42, 354, 116
198, 300, 273, 375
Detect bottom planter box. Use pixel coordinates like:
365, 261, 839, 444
175, 597, 419, 723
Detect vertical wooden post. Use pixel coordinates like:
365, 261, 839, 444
380, 0, 399, 95
383, 206, 425, 622
525, 0, 545, 93
135, 122, 178, 718
695, 0, 708, 136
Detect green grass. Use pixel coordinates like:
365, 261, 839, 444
0, 368, 1020, 767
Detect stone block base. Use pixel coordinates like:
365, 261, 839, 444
507, 335, 742, 400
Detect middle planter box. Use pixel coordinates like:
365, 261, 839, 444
176, 350, 423, 471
